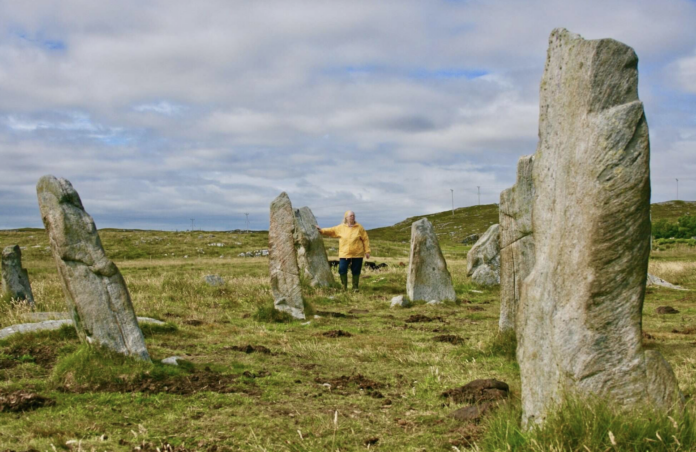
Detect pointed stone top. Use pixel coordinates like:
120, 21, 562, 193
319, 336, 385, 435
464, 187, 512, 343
36, 175, 84, 210
271, 192, 291, 209
2, 244, 21, 259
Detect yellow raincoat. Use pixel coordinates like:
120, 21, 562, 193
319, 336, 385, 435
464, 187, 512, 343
320, 223, 371, 258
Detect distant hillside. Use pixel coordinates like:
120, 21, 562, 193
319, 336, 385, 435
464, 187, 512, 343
368, 201, 696, 244
368, 204, 499, 244
650, 201, 696, 223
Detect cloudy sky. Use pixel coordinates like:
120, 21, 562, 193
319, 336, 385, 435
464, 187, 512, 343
1, 1, 695, 231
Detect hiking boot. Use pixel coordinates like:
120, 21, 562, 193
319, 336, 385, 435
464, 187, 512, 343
340, 274, 348, 290
352, 275, 360, 292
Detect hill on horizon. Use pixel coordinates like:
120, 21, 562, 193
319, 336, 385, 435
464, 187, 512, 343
4, 201, 695, 245
368, 200, 696, 245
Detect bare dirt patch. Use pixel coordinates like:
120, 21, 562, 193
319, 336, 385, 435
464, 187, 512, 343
672, 327, 696, 335
315, 311, 349, 318
59, 369, 255, 396
321, 330, 353, 338
656, 306, 680, 314
226, 345, 272, 354
0, 390, 55, 412
405, 314, 444, 323
183, 319, 204, 326
348, 309, 369, 314
466, 306, 486, 312
315, 374, 385, 398
441, 379, 509, 405
0, 344, 58, 369
433, 335, 466, 345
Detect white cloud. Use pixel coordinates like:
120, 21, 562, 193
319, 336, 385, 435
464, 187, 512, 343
671, 50, 696, 93
133, 101, 185, 116
0, 0, 695, 230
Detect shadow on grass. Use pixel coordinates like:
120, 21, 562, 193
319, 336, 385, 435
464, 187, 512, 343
140, 321, 178, 338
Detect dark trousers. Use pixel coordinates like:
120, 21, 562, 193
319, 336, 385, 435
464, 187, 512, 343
338, 258, 363, 276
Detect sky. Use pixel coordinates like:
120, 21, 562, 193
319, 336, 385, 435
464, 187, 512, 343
1, 0, 695, 231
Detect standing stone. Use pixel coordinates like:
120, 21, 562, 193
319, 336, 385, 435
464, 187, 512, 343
407, 218, 456, 302
466, 224, 500, 287
1, 245, 35, 306
499, 156, 535, 332
293, 206, 334, 288
36, 176, 150, 361
269, 193, 305, 319
517, 29, 682, 426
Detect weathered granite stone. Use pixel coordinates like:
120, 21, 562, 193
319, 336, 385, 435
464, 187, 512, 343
407, 219, 455, 302
647, 273, 685, 290
499, 156, 535, 333
36, 175, 150, 361
1, 245, 35, 306
293, 206, 334, 287
269, 192, 305, 319
162, 356, 183, 366
517, 29, 682, 426
466, 224, 500, 287
390, 295, 410, 308
204, 274, 225, 286
0, 316, 165, 341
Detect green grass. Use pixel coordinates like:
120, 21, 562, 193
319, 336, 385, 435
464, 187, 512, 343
651, 201, 696, 224
0, 208, 695, 450
482, 396, 696, 451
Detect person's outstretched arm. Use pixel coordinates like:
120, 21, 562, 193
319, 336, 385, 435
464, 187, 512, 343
316, 225, 339, 238
360, 226, 371, 259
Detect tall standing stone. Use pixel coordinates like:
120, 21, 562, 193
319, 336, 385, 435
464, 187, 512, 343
36, 176, 150, 361
466, 224, 500, 287
499, 156, 535, 332
517, 29, 682, 426
1, 245, 35, 306
269, 192, 305, 319
293, 206, 334, 288
407, 218, 456, 302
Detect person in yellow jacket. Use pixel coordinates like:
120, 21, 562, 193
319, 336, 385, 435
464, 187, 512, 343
316, 210, 371, 291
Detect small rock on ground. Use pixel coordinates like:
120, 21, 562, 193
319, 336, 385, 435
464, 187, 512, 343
449, 401, 502, 422
162, 356, 183, 366
656, 306, 680, 314
204, 274, 225, 286
390, 295, 410, 308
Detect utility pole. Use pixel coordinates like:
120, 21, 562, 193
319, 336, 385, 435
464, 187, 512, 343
450, 189, 454, 216
676, 178, 679, 201
190, 218, 195, 231
477, 186, 481, 206
245, 213, 250, 233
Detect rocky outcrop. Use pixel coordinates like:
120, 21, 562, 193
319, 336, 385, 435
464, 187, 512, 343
499, 156, 535, 332
269, 192, 305, 319
1, 245, 35, 306
36, 175, 150, 361
647, 273, 685, 290
517, 29, 682, 426
466, 224, 500, 287
407, 218, 456, 302
0, 316, 165, 341
293, 206, 334, 288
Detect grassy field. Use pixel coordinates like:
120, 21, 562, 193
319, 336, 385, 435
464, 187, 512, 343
0, 206, 695, 451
